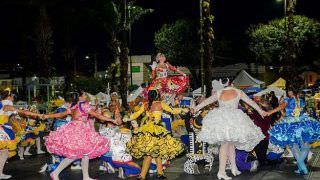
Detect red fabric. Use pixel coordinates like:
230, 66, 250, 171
247, 110, 271, 140
146, 75, 189, 95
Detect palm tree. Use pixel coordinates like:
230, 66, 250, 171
283, 0, 301, 89
35, 6, 53, 78
102, 0, 152, 109
201, 0, 215, 97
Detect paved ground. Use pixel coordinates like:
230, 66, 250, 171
5, 148, 320, 180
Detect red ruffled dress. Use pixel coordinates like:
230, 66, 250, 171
147, 64, 189, 95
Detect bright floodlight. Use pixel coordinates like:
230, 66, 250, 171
85, 55, 90, 59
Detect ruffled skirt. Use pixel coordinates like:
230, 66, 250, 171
127, 121, 184, 160
20, 123, 46, 147
147, 76, 189, 95
45, 120, 110, 159
198, 108, 265, 151
0, 124, 20, 157
269, 115, 320, 148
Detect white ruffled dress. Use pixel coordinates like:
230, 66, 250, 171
195, 87, 265, 152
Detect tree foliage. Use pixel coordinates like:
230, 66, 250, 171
154, 19, 199, 66
248, 15, 320, 64
71, 76, 107, 95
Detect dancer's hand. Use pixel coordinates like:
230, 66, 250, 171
190, 108, 195, 114
182, 108, 189, 114
261, 111, 270, 117
150, 61, 157, 70
122, 117, 130, 122
114, 118, 122, 125
131, 120, 139, 129
39, 114, 46, 120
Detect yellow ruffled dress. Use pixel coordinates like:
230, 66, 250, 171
0, 112, 20, 157
127, 101, 185, 160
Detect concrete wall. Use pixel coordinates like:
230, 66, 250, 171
128, 55, 152, 86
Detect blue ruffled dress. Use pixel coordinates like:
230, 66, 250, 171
269, 98, 320, 148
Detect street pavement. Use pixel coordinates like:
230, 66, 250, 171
5, 148, 320, 180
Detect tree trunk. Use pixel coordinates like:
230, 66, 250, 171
35, 6, 53, 78
283, 0, 301, 89
118, 0, 129, 109
202, 0, 214, 97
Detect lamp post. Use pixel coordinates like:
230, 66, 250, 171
128, 4, 135, 86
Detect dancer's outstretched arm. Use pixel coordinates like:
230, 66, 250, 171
3, 105, 42, 119
239, 90, 266, 117
167, 63, 186, 76
88, 110, 119, 124
123, 104, 146, 122
161, 101, 188, 114
43, 111, 70, 119
267, 101, 288, 116
193, 93, 218, 112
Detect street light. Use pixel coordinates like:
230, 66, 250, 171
85, 52, 98, 78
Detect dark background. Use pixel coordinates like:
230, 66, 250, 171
0, 0, 319, 74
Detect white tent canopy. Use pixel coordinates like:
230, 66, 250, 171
253, 87, 286, 98
192, 80, 225, 97
95, 92, 110, 102
192, 86, 206, 97
233, 70, 265, 88
127, 86, 144, 102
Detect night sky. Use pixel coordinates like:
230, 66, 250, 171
0, 0, 320, 74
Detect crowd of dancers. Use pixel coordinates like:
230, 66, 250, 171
0, 53, 320, 180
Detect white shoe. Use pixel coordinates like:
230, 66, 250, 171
250, 160, 259, 172
193, 164, 200, 174
307, 152, 313, 162
217, 172, 232, 180
118, 168, 125, 179
24, 151, 32, 156
282, 149, 293, 158
148, 169, 157, 174
39, 163, 48, 173
0, 174, 12, 179
37, 150, 46, 154
231, 168, 241, 176
99, 165, 107, 171
70, 164, 82, 170
106, 163, 115, 174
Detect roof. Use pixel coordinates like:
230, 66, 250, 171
268, 78, 286, 89
233, 70, 264, 88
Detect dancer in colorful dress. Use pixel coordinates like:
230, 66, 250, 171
184, 96, 215, 175
39, 98, 72, 173
124, 89, 187, 179
100, 120, 141, 179
147, 53, 189, 101
268, 89, 320, 175
43, 90, 120, 180
19, 105, 46, 158
0, 88, 43, 179
192, 81, 266, 180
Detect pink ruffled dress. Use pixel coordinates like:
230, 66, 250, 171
45, 101, 110, 159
